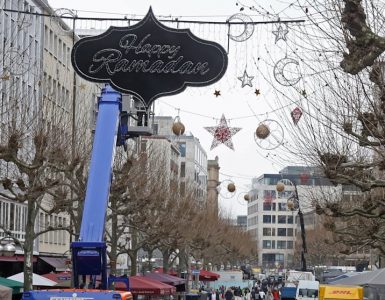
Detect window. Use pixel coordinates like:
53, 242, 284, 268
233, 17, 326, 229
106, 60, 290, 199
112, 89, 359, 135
287, 228, 294, 236
263, 202, 276, 211
278, 203, 287, 211
287, 241, 294, 249
179, 142, 186, 157
263, 215, 272, 223
263, 240, 272, 249
277, 241, 286, 249
180, 162, 186, 177
287, 215, 294, 224
277, 228, 286, 236
278, 215, 286, 224
263, 228, 272, 236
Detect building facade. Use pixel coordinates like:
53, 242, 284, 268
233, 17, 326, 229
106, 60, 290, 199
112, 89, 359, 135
153, 116, 208, 205
247, 166, 332, 270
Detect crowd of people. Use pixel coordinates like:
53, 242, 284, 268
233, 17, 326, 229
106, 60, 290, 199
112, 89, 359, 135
205, 279, 283, 300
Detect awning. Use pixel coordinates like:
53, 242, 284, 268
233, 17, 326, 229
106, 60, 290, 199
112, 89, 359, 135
39, 256, 68, 271
0, 277, 23, 294
0, 255, 37, 262
198, 270, 220, 282
144, 273, 185, 286
41, 272, 72, 284
115, 276, 176, 295
153, 267, 178, 276
7, 272, 57, 287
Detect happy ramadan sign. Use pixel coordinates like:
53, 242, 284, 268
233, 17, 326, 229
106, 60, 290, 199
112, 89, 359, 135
71, 8, 228, 107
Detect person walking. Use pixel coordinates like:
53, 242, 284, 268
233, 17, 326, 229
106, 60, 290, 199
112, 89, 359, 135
225, 288, 234, 300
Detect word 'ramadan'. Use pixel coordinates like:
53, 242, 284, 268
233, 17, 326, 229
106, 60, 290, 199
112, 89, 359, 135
89, 34, 210, 76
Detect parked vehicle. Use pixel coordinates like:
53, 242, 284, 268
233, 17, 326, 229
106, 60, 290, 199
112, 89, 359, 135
296, 280, 320, 300
319, 285, 363, 300
281, 287, 297, 300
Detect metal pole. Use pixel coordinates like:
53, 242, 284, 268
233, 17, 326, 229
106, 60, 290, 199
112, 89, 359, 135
294, 184, 307, 271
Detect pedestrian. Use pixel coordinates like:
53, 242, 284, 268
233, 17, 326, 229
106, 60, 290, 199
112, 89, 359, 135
272, 289, 280, 300
259, 289, 265, 300
251, 288, 256, 300
225, 288, 234, 300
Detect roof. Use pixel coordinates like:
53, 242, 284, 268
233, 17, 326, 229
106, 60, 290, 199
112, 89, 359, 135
7, 273, 57, 287
144, 273, 185, 286
330, 268, 385, 287
0, 277, 23, 294
39, 257, 69, 272
115, 276, 176, 295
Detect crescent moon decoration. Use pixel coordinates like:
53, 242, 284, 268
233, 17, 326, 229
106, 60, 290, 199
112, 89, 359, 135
6, 48, 31, 76
217, 179, 236, 199
273, 57, 301, 86
228, 13, 255, 42
254, 119, 284, 150
51, 9, 77, 34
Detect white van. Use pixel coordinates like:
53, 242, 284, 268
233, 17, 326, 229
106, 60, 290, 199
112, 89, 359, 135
296, 280, 319, 300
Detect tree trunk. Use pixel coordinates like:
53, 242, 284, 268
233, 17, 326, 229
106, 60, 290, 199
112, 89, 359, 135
23, 200, 37, 291
109, 197, 118, 275
162, 249, 171, 272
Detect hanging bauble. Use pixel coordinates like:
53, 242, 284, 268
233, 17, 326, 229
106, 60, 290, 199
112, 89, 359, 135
244, 194, 250, 201
172, 116, 185, 136
256, 124, 270, 139
227, 183, 236, 193
276, 182, 285, 192
287, 199, 295, 210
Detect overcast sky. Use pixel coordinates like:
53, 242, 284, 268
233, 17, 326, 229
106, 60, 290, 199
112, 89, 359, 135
47, 0, 304, 217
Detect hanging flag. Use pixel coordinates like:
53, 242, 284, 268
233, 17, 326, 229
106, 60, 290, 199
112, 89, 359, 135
291, 107, 303, 125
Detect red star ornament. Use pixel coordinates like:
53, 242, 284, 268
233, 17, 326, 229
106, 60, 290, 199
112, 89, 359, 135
204, 114, 242, 150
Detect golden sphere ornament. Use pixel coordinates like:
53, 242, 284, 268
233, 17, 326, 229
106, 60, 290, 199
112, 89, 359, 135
244, 194, 250, 201
276, 182, 285, 192
172, 116, 185, 136
227, 183, 236, 193
287, 199, 295, 210
256, 123, 270, 139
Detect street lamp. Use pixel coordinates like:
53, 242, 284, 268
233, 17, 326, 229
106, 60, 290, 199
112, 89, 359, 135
287, 183, 307, 272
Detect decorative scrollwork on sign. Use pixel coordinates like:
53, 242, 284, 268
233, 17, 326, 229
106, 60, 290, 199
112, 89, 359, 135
273, 57, 301, 86
228, 13, 255, 42
254, 119, 284, 150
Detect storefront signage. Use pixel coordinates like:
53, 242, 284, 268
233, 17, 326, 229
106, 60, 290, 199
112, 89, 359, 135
72, 8, 228, 107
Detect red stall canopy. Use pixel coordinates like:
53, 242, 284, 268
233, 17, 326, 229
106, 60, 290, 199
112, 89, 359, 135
153, 267, 178, 276
144, 272, 185, 286
198, 270, 220, 282
115, 276, 176, 295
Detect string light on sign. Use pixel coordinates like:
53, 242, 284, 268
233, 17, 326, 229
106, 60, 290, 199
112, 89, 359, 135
204, 114, 242, 151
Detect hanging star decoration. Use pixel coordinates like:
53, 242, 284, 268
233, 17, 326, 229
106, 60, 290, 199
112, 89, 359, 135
79, 83, 86, 90
291, 107, 303, 125
272, 24, 289, 43
204, 114, 242, 150
238, 70, 254, 88
254, 89, 260, 96
214, 90, 221, 97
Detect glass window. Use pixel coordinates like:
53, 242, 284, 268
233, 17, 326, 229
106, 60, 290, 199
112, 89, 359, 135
277, 241, 286, 249
277, 228, 286, 236
263, 240, 272, 249
287, 241, 294, 249
263, 228, 272, 236
278, 215, 286, 224
179, 142, 186, 157
287, 228, 294, 236
278, 203, 287, 211
180, 162, 186, 178
263, 190, 276, 202
263, 215, 271, 223
287, 215, 294, 224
